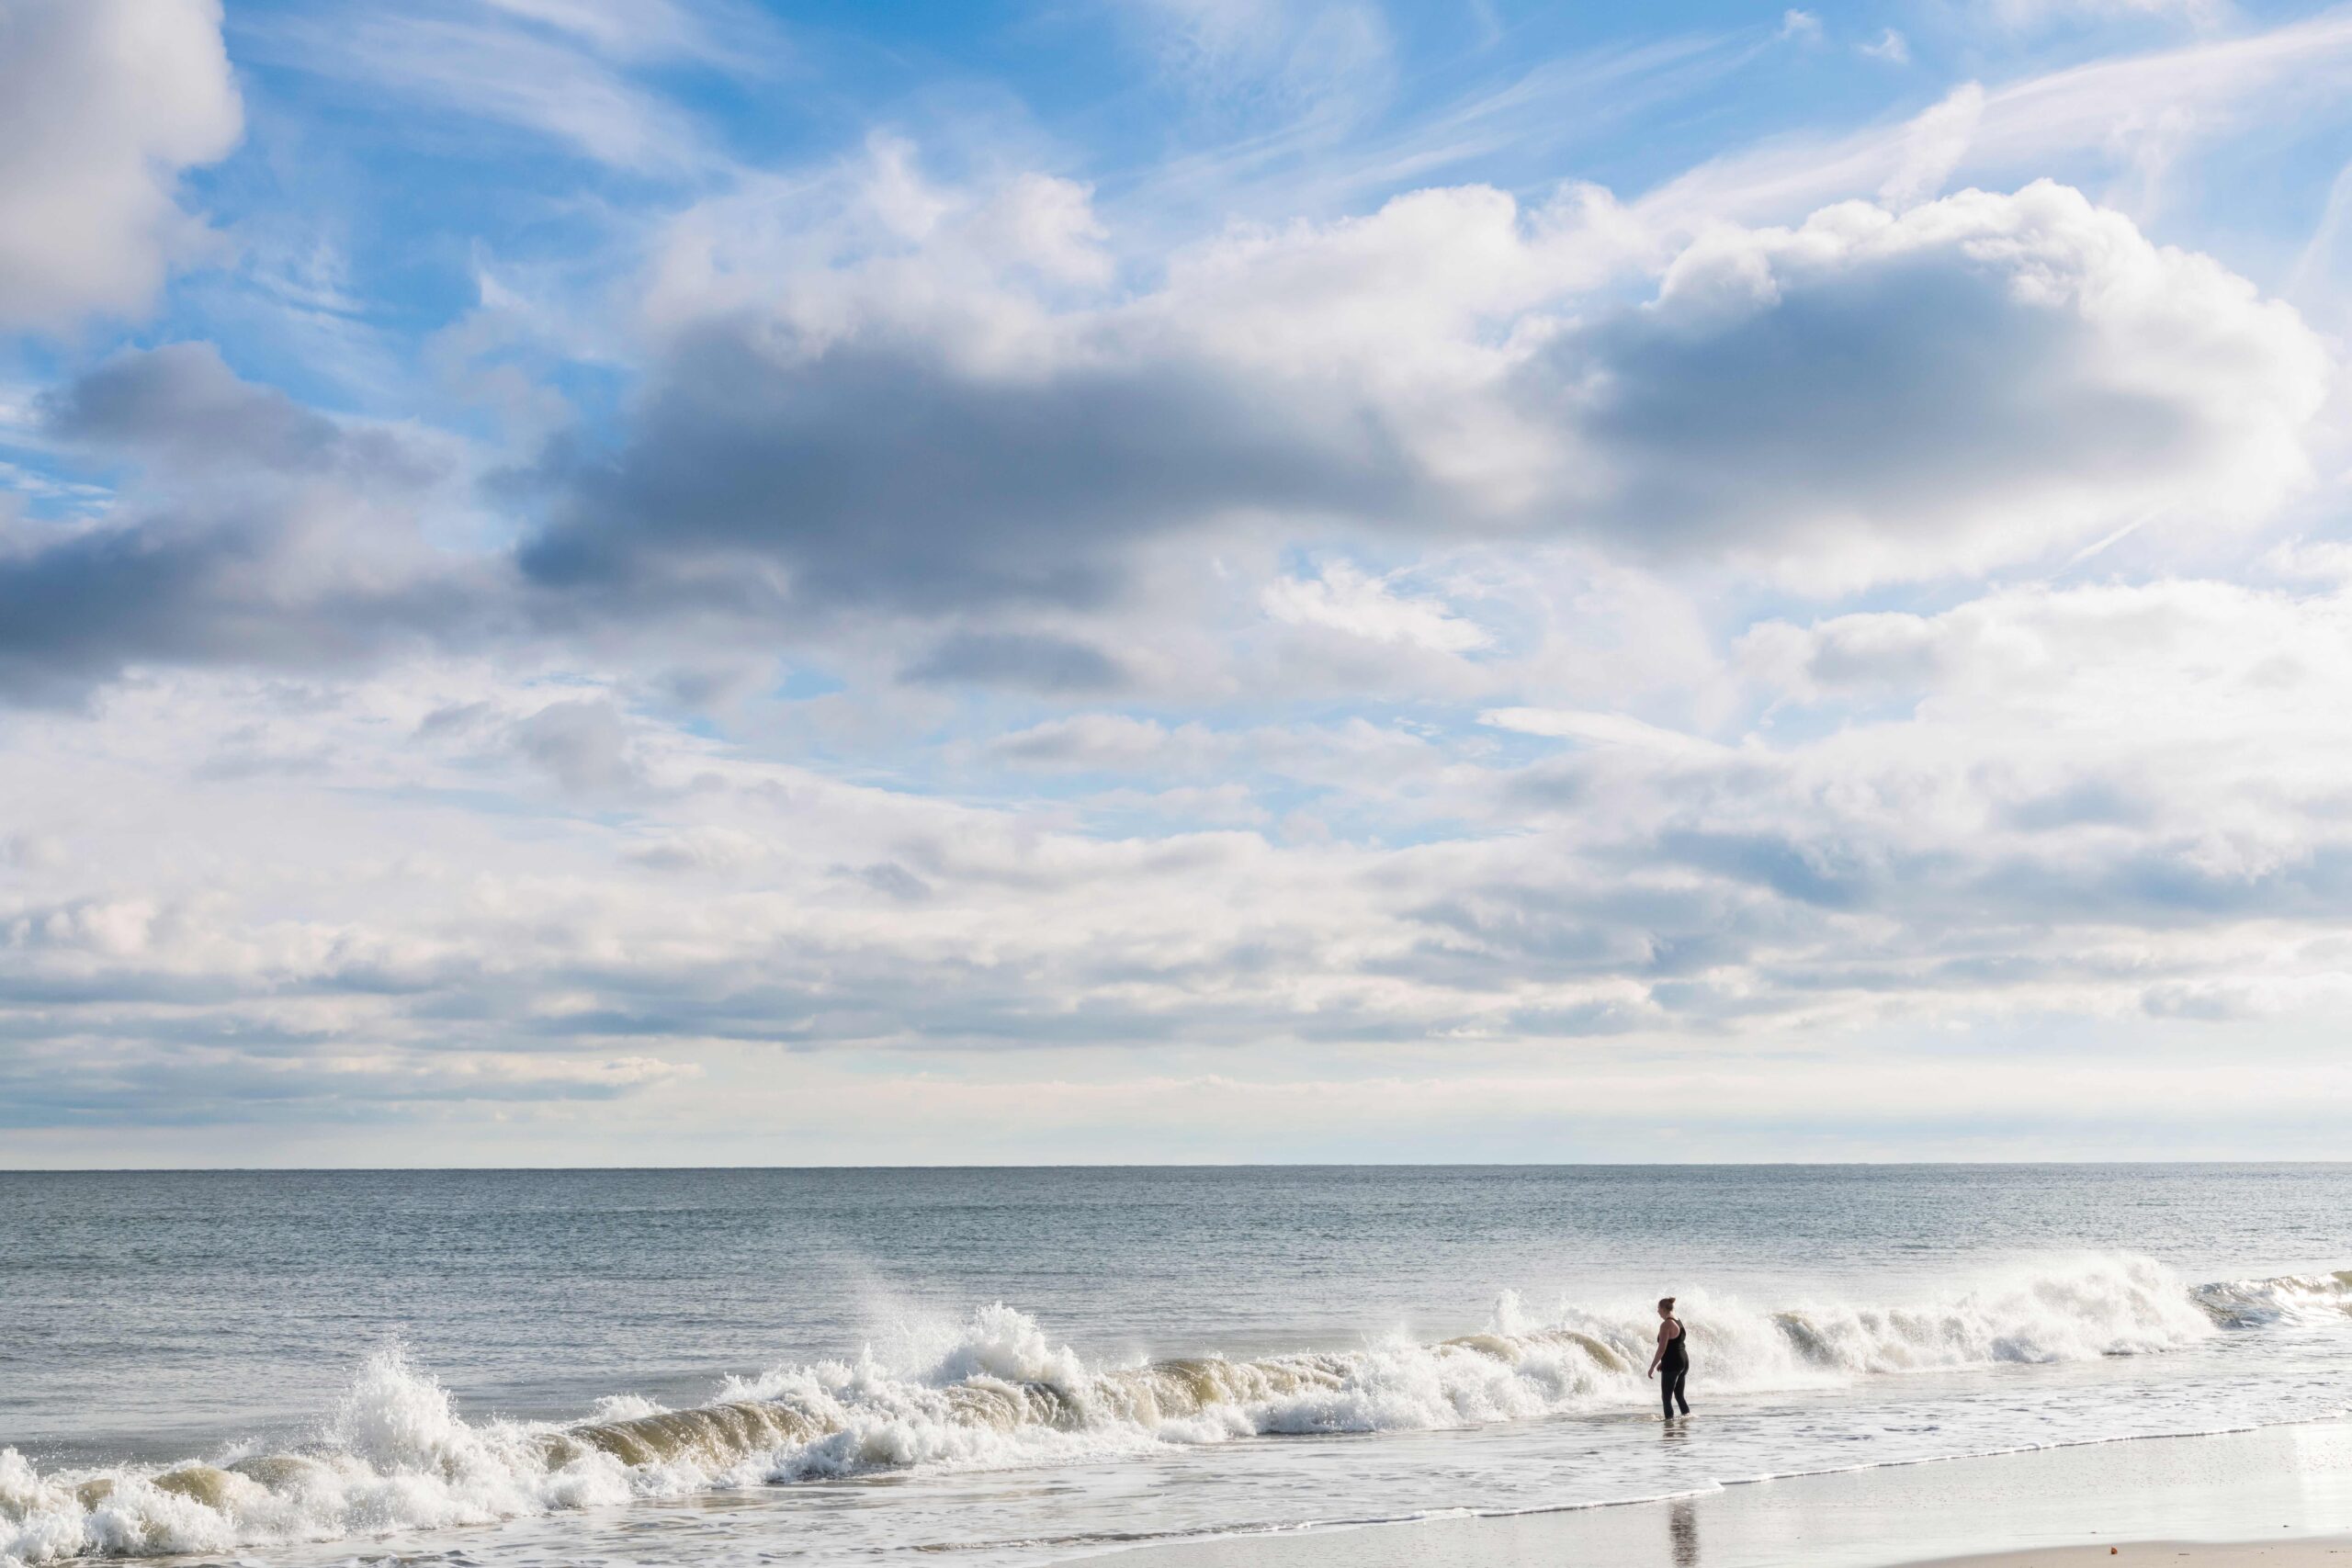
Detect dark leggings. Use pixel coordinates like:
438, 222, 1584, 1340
1661, 1359, 1689, 1416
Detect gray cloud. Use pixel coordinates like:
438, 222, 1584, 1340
0, 345, 491, 703
1554, 254, 2179, 552
41, 343, 434, 481
900, 629, 1132, 694
497, 182, 2322, 674
0, 183, 2322, 710
0, 1041, 695, 1129
509, 698, 648, 795
0, 516, 474, 704
516, 328, 1412, 621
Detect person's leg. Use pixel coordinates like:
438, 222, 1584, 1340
1661, 1372, 1675, 1419
1672, 1368, 1690, 1415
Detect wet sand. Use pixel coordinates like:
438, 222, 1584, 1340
1914, 1544, 2352, 1567
1078, 1420, 2352, 1568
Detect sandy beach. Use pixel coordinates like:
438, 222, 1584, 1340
1918, 1545, 2352, 1567
1079, 1421, 2352, 1568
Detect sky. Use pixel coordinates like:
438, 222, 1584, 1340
3, 0, 2352, 1168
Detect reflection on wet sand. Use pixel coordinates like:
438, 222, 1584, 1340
1668, 1497, 1700, 1568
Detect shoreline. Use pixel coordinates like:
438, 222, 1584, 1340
1074, 1420, 2352, 1568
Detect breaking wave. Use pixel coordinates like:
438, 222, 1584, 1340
4, 1256, 2343, 1565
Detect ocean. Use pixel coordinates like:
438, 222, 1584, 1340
2, 1165, 2348, 1567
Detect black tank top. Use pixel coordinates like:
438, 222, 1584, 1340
1662, 1317, 1689, 1368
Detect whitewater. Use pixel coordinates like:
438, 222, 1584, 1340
6, 1167, 2351, 1568
6, 1257, 2350, 1566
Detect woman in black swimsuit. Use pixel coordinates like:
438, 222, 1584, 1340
1648, 1295, 1690, 1418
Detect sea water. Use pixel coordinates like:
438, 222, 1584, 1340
2, 1165, 2348, 1567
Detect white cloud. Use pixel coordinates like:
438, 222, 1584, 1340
477, 0, 755, 62
1479, 707, 1723, 761
271, 6, 709, 172
1879, 85, 1985, 206
2285, 157, 2352, 322
11, 558, 2352, 1155
967, 174, 1116, 288
511, 163, 2331, 680
508, 698, 653, 795
1262, 562, 1491, 652
1645, 9, 2352, 233
1743, 580, 2352, 762
7, 163, 2324, 718
989, 715, 1227, 773
1085, 782, 1271, 825
1986, 0, 2229, 32
1136, 0, 1393, 126
0, 0, 243, 332
1581, 181, 2327, 587
1860, 28, 1911, 63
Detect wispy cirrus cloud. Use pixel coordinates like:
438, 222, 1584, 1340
246, 0, 752, 173
1645, 6, 2352, 227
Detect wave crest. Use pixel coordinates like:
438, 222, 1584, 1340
0, 1254, 2326, 1565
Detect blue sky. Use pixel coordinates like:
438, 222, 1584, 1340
4, 0, 2352, 1166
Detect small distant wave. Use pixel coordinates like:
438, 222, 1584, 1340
2191, 1269, 2352, 1327
3, 1255, 2340, 1566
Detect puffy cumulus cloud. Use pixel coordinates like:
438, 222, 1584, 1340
0, 0, 243, 332
0, 344, 495, 703
1568, 183, 2325, 585
513, 309, 1411, 626
516, 168, 2326, 679
1262, 561, 1492, 653
0, 158, 2325, 710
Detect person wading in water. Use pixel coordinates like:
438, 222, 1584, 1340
1648, 1296, 1690, 1419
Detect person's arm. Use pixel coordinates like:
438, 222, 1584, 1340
1647, 1321, 1668, 1378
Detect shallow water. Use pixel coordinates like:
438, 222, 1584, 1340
3, 1166, 2348, 1567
